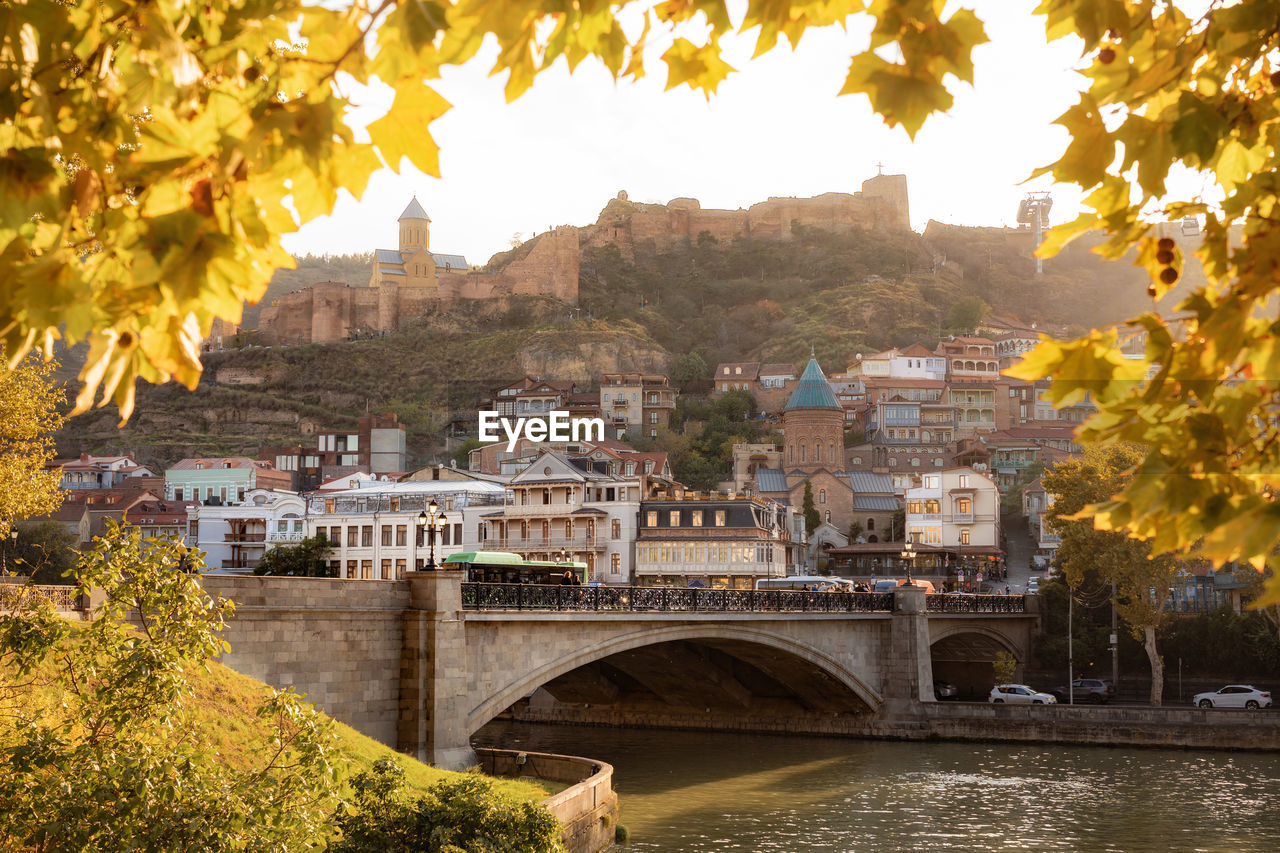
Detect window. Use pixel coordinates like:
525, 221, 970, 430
960, 528, 971, 545
647, 511, 658, 527
714, 511, 726, 527
360, 560, 372, 579
328, 526, 340, 545
612, 519, 621, 539
650, 428, 657, 437
958, 474, 970, 488
174, 488, 184, 501
692, 511, 703, 527
669, 510, 680, 526
395, 558, 406, 578
396, 525, 407, 546
346, 560, 357, 578
800, 444, 806, 463
361, 525, 373, 547
381, 559, 391, 579
611, 553, 621, 573
825, 510, 831, 522
347, 527, 358, 547
819, 490, 826, 504
956, 497, 972, 514
867, 518, 875, 530
381, 525, 392, 546
324, 499, 335, 513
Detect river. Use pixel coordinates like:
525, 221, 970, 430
475, 721, 1280, 852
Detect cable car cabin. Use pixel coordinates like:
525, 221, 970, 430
443, 551, 589, 585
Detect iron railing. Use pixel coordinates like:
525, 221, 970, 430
0, 584, 83, 611
461, 583, 894, 613
925, 593, 1026, 613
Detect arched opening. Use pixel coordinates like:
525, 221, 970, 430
929, 629, 1021, 701
468, 631, 882, 736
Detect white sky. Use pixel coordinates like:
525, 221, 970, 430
284, 0, 1098, 265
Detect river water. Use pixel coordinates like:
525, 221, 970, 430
475, 721, 1280, 852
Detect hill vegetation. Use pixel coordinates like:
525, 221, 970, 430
53, 216, 1186, 469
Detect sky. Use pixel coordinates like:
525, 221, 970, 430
283, 0, 1096, 266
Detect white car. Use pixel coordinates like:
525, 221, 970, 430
1194, 685, 1272, 710
989, 684, 1057, 704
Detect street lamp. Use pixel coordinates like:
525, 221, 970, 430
2, 529, 16, 577
417, 498, 448, 570
899, 540, 916, 587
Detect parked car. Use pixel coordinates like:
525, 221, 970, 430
1193, 685, 1272, 709
933, 680, 959, 701
1051, 678, 1114, 704
1026, 577, 1041, 594
989, 684, 1057, 704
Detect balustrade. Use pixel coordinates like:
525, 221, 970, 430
461, 583, 894, 613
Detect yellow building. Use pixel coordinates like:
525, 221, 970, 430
369, 197, 471, 289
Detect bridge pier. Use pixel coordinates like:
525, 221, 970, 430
399, 570, 476, 770
886, 585, 935, 712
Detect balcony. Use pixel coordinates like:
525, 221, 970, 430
224, 532, 266, 543
950, 512, 974, 524
267, 531, 307, 543
480, 535, 604, 551
498, 501, 585, 516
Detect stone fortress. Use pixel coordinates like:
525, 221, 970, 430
255, 173, 910, 345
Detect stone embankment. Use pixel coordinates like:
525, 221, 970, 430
476, 748, 619, 853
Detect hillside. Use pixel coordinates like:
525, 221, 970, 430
1, 648, 553, 803
53, 211, 1193, 468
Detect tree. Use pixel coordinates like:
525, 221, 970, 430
328, 757, 563, 853
947, 295, 989, 333
1001, 3, 1280, 608
9, 521, 79, 585
1043, 445, 1180, 705
672, 351, 709, 391
452, 437, 484, 470
253, 533, 335, 577
802, 480, 821, 536
0, 354, 64, 539
0, 522, 338, 850
847, 521, 864, 543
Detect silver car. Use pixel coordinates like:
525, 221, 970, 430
989, 683, 1057, 704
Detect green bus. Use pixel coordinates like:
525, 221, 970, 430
443, 551, 589, 585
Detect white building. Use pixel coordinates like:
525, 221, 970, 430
190, 489, 308, 573
308, 480, 507, 579
847, 345, 948, 382
904, 467, 1001, 555
469, 451, 653, 585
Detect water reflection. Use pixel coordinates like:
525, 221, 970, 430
474, 722, 1280, 852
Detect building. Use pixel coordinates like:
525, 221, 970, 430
1021, 476, 1060, 566
263, 413, 408, 491
471, 451, 658, 585
903, 467, 1002, 580
849, 471, 901, 543
731, 443, 782, 494
124, 498, 198, 542
599, 373, 676, 439
490, 377, 576, 417
635, 494, 796, 588
309, 480, 506, 579
368, 197, 471, 289
847, 345, 947, 382
164, 457, 291, 505
49, 453, 158, 490
189, 489, 307, 573
781, 357, 845, 473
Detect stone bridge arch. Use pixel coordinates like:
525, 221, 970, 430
929, 621, 1031, 701
465, 622, 886, 736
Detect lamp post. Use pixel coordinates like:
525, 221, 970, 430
2, 529, 16, 577
416, 498, 448, 570
899, 540, 916, 587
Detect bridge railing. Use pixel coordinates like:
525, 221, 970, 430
0, 583, 84, 612
925, 593, 1025, 614
461, 583, 894, 613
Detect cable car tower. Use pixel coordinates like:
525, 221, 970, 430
1017, 192, 1053, 275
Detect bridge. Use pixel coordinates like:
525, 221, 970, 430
200, 573, 1039, 769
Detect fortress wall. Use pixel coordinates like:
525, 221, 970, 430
499, 226, 580, 303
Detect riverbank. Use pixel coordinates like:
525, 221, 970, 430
504, 693, 1280, 752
